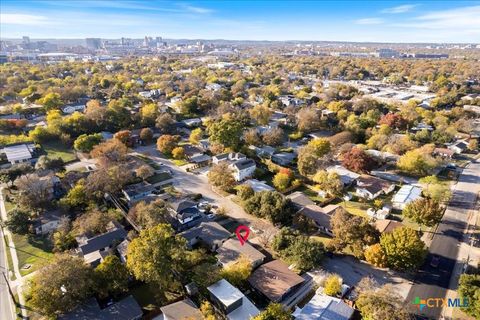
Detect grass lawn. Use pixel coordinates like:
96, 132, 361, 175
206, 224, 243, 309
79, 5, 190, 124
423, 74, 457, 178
43, 141, 77, 162
146, 172, 172, 184
311, 235, 332, 246
130, 283, 159, 311
335, 200, 369, 218
390, 211, 425, 232
4, 199, 15, 213
11, 233, 54, 276
172, 159, 188, 166
298, 185, 327, 203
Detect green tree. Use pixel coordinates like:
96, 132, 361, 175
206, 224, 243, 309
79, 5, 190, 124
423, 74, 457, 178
208, 162, 236, 192
139, 127, 153, 142
244, 191, 295, 225
253, 303, 292, 320
189, 128, 203, 145
380, 227, 427, 271
207, 119, 243, 149
128, 199, 169, 229
140, 103, 158, 126
220, 256, 252, 287
330, 210, 379, 259
172, 146, 185, 160
458, 274, 480, 319
397, 148, 436, 176
312, 170, 343, 198
249, 103, 272, 125
156, 134, 180, 156
200, 300, 216, 320
364, 244, 388, 268
323, 274, 342, 296
5, 208, 31, 234
237, 184, 254, 200
95, 255, 129, 298
418, 175, 451, 203
73, 133, 103, 152
307, 138, 331, 156
356, 284, 411, 320
28, 254, 96, 316
126, 224, 188, 288
403, 198, 443, 227
272, 170, 293, 192
37, 92, 63, 110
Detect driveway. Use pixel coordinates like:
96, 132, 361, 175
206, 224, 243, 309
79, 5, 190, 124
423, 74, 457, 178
318, 255, 413, 300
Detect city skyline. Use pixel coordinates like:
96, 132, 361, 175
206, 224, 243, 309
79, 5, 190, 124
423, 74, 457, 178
1, 0, 480, 43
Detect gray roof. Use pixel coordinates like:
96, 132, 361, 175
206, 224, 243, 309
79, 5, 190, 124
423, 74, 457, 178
170, 199, 196, 213
181, 222, 231, 245
287, 191, 315, 208
122, 182, 155, 198
298, 205, 333, 229
160, 299, 203, 320
59, 296, 142, 320
231, 158, 256, 170
216, 238, 266, 266
295, 293, 354, 320
2, 143, 34, 162
77, 221, 127, 255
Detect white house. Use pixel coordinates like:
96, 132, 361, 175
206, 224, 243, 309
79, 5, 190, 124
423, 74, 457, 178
229, 159, 256, 181
212, 152, 246, 165
1, 143, 36, 165
392, 185, 423, 210
62, 104, 85, 114
207, 279, 260, 320
448, 140, 468, 154
293, 288, 354, 320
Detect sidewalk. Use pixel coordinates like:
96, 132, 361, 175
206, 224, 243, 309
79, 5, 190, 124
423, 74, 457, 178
0, 187, 28, 319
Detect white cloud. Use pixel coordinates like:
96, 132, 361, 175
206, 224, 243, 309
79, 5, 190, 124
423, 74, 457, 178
394, 5, 480, 29
0, 13, 54, 25
355, 18, 384, 25
382, 4, 418, 14
179, 4, 213, 14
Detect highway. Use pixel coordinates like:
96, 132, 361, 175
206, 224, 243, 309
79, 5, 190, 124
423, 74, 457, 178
406, 161, 480, 319
0, 225, 15, 320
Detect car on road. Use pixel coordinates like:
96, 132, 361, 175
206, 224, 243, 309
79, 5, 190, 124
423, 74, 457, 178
430, 255, 440, 268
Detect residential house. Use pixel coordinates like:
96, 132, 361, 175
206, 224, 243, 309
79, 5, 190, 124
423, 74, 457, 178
230, 159, 256, 181
248, 260, 313, 308
297, 205, 345, 236
243, 179, 274, 192
206, 83, 222, 91
392, 185, 422, 210
160, 299, 203, 320
375, 219, 404, 233
271, 152, 296, 166
34, 210, 63, 235
207, 279, 260, 320
355, 175, 395, 200
370, 170, 418, 185
181, 221, 231, 252
365, 149, 400, 164
448, 140, 468, 154
1, 143, 36, 165
287, 191, 316, 208
410, 122, 434, 132
58, 296, 142, 320
168, 199, 203, 231
61, 104, 85, 114
249, 145, 276, 158
76, 221, 127, 267
212, 152, 246, 165
122, 181, 156, 204
326, 165, 360, 186
433, 147, 454, 159
182, 118, 202, 127
293, 288, 354, 320
216, 238, 266, 268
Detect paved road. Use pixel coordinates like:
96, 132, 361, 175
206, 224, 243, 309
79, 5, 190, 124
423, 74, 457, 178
132, 146, 277, 235
0, 226, 15, 320
406, 161, 480, 319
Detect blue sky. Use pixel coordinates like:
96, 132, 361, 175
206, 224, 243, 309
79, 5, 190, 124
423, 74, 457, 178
1, 1, 480, 42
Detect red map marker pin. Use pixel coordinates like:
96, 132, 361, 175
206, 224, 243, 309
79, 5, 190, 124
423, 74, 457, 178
235, 225, 250, 246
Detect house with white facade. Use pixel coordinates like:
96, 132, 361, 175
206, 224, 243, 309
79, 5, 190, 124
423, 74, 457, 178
229, 158, 256, 181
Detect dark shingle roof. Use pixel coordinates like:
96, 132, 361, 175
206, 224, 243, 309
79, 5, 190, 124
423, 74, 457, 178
59, 296, 142, 320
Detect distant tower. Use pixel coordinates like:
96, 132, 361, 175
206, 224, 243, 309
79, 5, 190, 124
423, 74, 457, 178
22, 36, 30, 44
